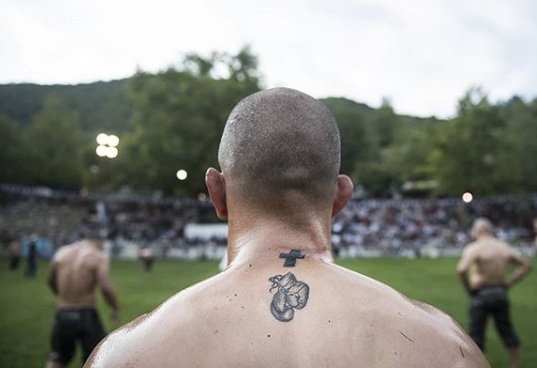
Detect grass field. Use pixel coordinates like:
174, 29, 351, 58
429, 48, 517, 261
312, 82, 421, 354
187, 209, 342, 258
1, 257, 535, 368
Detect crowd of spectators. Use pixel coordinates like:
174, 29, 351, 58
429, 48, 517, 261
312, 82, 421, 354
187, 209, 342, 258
332, 195, 536, 257
1, 184, 536, 260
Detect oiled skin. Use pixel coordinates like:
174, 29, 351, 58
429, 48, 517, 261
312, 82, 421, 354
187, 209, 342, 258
48, 240, 118, 310
86, 242, 489, 368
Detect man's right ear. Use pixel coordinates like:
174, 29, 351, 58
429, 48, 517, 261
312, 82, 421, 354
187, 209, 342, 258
205, 168, 228, 220
332, 175, 353, 218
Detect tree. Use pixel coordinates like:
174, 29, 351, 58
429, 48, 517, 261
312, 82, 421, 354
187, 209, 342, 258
117, 47, 262, 196
0, 115, 22, 183
372, 98, 398, 148
22, 95, 84, 188
323, 98, 377, 177
428, 88, 507, 195
498, 96, 537, 192
383, 117, 438, 195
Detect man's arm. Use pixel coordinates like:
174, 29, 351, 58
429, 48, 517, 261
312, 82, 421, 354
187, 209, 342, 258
96, 257, 120, 323
47, 259, 58, 295
456, 248, 474, 295
506, 250, 532, 288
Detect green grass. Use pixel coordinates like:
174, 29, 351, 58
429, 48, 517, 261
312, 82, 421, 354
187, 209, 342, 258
1, 257, 535, 367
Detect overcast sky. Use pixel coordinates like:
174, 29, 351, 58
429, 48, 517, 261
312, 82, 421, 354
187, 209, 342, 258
1, 0, 536, 118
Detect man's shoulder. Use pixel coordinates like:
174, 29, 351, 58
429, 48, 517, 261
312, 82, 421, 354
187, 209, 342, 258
376, 289, 488, 366
463, 241, 479, 252
459, 241, 480, 260
329, 264, 488, 365
85, 274, 225, 367
53, 243, 77, 261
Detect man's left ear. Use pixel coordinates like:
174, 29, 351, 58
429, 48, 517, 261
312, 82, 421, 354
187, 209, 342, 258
332, 175, 353, 217
205, 168, 228, 220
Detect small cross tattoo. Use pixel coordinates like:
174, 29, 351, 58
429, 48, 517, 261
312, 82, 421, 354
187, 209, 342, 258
279, 249, 305, 267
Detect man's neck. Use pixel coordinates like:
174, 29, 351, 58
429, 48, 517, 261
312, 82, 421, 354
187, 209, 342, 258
476, 233, 494, 241
83, 239, 103, 250
226, 213, 334, 267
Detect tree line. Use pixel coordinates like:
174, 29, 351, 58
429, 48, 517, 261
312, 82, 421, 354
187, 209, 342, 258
1, 47, 536, 198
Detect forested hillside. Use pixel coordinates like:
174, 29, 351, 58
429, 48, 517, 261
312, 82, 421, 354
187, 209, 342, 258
1, 47, 536, 198
0, 79, 131, 132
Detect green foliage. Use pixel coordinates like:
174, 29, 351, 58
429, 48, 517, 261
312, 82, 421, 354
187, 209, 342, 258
372, 98, 398, 148
0, 115, 22, 183
322, 98, 378, 179
117, 47, 261, 196
1, 258, 535, 368
498, 97, 537, 192
0, 80, 131, 132
20, 95, 84, 188
1, 52, 536, 196
384, 119, 437, 183
428, 89, 508, 195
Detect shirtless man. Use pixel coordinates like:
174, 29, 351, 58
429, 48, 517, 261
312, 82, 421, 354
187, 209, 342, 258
86, 88, 488, 367
457, 218, 531, 368
46, 229, 120, 368
139, 245, 155, 273
533, 217, 537, 255
8, 236, 21, 272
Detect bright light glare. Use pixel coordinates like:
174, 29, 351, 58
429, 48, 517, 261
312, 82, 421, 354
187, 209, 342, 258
108, 134, 119, 147
96, 133, 120, 158
106, 147, 119, 158
96, 146, 108, 157
176, 169, 188, 181
462, 192, 473, 203
96, 133, 109, 145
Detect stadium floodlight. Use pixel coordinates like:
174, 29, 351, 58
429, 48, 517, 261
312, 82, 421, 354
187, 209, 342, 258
96, 133, 109, 145
96, 145, 108, 157
462, 192, 473, 203
106, 147, 119, 159
96, 133, 120, 159
108, 134, 120, 147
176, 169, 188, 181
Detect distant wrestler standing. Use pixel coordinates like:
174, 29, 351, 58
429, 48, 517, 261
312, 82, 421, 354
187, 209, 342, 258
139, 245, 155, 273
25, 234, 39, 277
45, 229, 120, 368
8, 237, 21, 272
457, 218, 532, 368
533, 217, 537, 256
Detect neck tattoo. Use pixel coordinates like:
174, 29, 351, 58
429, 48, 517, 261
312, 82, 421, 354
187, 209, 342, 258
279, 249, 305, 267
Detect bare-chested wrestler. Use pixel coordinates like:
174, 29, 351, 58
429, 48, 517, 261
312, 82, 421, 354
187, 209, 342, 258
457, 218, 532, 368
533, 217, 537, 255
86, 88, 489, 367
45, 229, 120, 368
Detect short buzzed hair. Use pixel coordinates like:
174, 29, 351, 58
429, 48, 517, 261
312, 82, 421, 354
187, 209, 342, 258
471, 218, 494, 238
218, 88, 341, 207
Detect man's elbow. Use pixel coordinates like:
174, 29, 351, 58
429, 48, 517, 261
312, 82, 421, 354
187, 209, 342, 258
102, 286, 115, 299
47, 280, 58, 294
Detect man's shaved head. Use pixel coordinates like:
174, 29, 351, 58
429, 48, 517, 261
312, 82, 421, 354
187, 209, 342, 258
218, 88, 341, 208
471, 217, 494, 238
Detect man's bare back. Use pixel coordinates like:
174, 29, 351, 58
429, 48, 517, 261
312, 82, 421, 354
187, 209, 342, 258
46, 237, 119, 367
457, 222, 531, 292
87, 245, 487, 368
458, 237, 522, 290
50, 240, 110, 308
